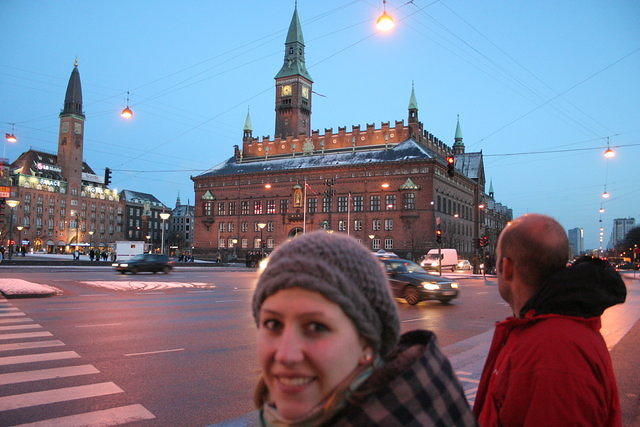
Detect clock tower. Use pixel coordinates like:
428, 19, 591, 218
274, 6, 313, 139
57, 61, 85, 193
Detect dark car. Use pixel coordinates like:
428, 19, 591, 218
380, 258, 459, 305
112, 254, 173, 274
616, 262, 639, 271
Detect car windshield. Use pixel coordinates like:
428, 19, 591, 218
386, 259, 427, 274
426, 254, 443, 260
130, 254, 147, 261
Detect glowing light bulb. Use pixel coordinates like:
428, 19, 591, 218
120, 106, 133, 119
5, 133, 17, 143
603, 148, 615, 158
601, 191, 610, 199
376, 12, 395, 32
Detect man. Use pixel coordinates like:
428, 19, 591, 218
474, 214, 626, 426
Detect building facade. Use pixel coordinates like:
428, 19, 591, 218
568, 227, 584, 257
608, 218, 636, 250
191, 6, 511, 261
2, 63, 124, 253
168, 195, 195, 254
120, 190, 169, 251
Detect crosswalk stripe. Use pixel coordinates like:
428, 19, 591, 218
0, 364, 99, 386
13, 403, 156, 426
0, 381, 124, 411
0, 351, 80, 366
0, 324, 42, 331
0, 317, 33, 324
0, 331, 52, 340
0, 312, 25, 317
0, 340, 65, 351
0, 307, 19, 312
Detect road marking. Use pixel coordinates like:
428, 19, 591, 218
76, 322, 122, 328
215, 299, 241, 303
0, 340, 65, 351
456, 371, 472, 376
0, 323, 42, 331
458, 377, 480, 384
45, 307, 86, 311
0, 331, 52, 340
0, 312, 26, 317
477, 291, 488, 294
0, 381, 123, 411
78, 294, 110, 297
401, 317, 429, 323
125, 348, 185, 357
0, 351, 80, 366
187, 290, 217, 293
135, 292, 165, 295
0, 317, 33, 324
14, 403, 156, 426
0, 307, 20, 312
0, 364, 98, 386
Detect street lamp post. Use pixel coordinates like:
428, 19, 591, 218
88, 230, 94, 249
16, 225, 24, 257
258, 222, 267, 258
145, 235, 151, 253
231, 238, 238, 260
368, 234, 375, 250
159, 212, 171, 255
6, 199, 20, 260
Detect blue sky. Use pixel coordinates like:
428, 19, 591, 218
1, 0, 639, 249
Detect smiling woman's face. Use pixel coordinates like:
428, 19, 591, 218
257, 287, 369, 420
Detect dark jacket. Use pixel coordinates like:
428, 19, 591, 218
474, 256, 626, 426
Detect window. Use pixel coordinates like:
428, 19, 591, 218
267, 237, 274, 249
372, 219, 381, 231
241, 201, 249, 215
280, 199, 288, 213
403, 192, 416, 210
337, 196, 348, 213
385, 194, 396, 210
228, 238, 235, 248
229, 202, 236, 216
241, 222, 248, 232
267, 200, 276, 214
384, 238, 393, 250
267, 221, 274, 232
372, 238, 381, 250
253, 201, 263, 215
353, 196, 363, 212
218, 202, 226, 216
437, 195, 442, 212
307, 198, 317, 214
227, 223, 234, 232
219, 222, 225, 231
322, 197, 331, 213
338, 220, 346, 231
254, 238, 261, 249
59, 220, 64, 229
254, 222, 261, 232
354, 219, 362, 231
384, 219, 394, 231
218, 238, 226, 248
204, 202, 213, 216
370, 195, 380, 211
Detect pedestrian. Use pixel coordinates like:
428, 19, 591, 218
89, 249, 95, 261
251, 231, 475, 425
474, 214, 626, 426
21, 246, 26, 257
73, 249, 79, 260
111, 252, 117, 262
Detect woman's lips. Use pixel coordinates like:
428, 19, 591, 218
274, 375, 316, 393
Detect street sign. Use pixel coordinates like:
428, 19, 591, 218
0, 186, 10, 198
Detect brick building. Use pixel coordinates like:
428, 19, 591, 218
192, 6, 511, 260
168, 195, 195, 254
1, 63, 124, 253
119, 190, 169, 251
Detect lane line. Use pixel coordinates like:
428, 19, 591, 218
458, 377, 480, 384
0, 381, 124, 411
78, 294, 110, 296
0, 331, 52, 340
76, 323, 122, 328
0, 340, 65, 351
0, 307, 20, 312
0, 317, 33, 324
125, 348, 185, 357
0, 324, 42, 331
0, 364, 99, 386
45, 307, 85, 311
14, 403, 156, 426
401, 317, 428, 323
456, 370, 472, 376
0, 351, 80, 366
215, 299, 241, 303
135, 292, 166, 295
0, 312, 26, 317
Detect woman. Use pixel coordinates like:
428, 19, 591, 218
252, 231, 475, 426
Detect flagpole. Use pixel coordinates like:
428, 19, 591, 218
303, 178, 307, 234
347, 192, 351, 236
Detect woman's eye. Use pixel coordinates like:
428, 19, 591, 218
262, 319, 281, 331
306, 322, 329, 333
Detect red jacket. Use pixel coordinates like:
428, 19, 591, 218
473, 312, 621, 426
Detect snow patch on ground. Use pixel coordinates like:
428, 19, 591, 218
80, 281, 215, 291
0, 278, 61, 296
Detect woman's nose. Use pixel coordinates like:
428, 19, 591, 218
274, 327, 304, 365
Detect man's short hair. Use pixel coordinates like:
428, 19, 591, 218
499, 215, 569, 287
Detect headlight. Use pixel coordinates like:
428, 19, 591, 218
451, 282, 459, 289
111, 263, 118, 267
430, 262, 439, 267
422, 281, 440, 290
120, 263, 128, 267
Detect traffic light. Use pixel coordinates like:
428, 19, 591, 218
446, 156, 455, 177
479, 235, 489, 247
436, 229, 443, 244
104, 167, 112, 186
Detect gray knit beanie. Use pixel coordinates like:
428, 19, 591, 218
252, 230, 400, 358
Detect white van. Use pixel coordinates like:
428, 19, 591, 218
420, 249, 459, 272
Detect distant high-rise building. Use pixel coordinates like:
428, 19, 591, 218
568, 227, 584, 256
607, 217, 636, 249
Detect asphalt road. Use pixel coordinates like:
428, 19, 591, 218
0, 267, 638, 425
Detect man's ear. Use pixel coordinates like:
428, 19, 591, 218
502, 257, 514, 282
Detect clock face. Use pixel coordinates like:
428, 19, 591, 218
281, 85, 292, 96
61, 122, 69, 133
301, 86, 309, 99
74, 123, 82, 134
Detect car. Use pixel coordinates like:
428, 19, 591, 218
616, 262, 639, 271
455, 259, 472, 271
379, 257, 459, 305
112, 253, 173, 274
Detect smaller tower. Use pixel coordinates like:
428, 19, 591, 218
176, 192, 181, 208
407, 82, 422, 138
243, 108, 253, 141
453, 114, 465, 155
489, 180, 494, 199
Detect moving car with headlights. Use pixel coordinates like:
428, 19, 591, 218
455, 259, 472, 271
420, 249, 459, 272
380, 257, 459, 305
112, 253, 172, 274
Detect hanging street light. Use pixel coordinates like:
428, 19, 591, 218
120, 91, 134, 119
376, 0, 395, 32
601, 191, 610, 199
603, 147, 615, 158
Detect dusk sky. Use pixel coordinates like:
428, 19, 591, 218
2, 0, 639, 249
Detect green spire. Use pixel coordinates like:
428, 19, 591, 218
454, 114, 463, 145
408, 81, 418, 110
275, 5, 313, 81
489, 179, 494, 195
243, 107, 252, 131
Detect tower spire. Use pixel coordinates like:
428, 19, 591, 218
408, 81, 419, 126
453, 114, 465, 155
489, 179, 494, 198
61, 62, 84, 118
176, 191, 181, 208
243, 107, 253, 140
275, 6, 312, 81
